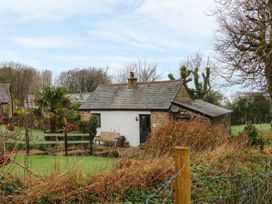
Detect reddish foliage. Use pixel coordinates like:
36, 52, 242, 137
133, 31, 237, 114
64, 123, 79, 132
145, 119, 229, 156
6, 123, 15, 131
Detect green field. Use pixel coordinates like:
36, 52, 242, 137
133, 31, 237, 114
4, 155, 119, 177
231, 123, 271, 136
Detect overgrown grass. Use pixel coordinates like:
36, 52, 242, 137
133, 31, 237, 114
1, 157, 174, 203
145, 119, 229, 155
231, 123, 271, 136
5, 155, 119, 177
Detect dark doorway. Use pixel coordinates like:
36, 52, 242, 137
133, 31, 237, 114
139, 114, 151, 144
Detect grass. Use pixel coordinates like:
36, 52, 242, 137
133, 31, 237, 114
0, 125, 43, 133
5, 155, 119, 177
231, 123, 271, 136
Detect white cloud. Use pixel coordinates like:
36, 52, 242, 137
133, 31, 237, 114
0, 0, 118, 21
89, 20, 186, 51
88, 0, 216, 51
52, 55, 136, 70
14, 36, 83, 48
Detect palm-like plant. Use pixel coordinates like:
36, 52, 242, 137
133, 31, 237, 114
36, 87, 70, 133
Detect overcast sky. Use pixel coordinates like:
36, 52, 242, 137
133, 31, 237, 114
0, 0, 218, 80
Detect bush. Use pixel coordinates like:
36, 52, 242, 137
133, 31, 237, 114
144, 119, 229, 156
78, 121, 89, 133
241, 124, 263, 146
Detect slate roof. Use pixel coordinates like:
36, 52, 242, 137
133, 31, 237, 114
0, 84, 11, 104
66, 93, 90, 104
172, 99, 232, 117
79, 80, 182, 110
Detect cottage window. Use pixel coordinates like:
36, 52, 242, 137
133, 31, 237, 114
92, 113, 101, 128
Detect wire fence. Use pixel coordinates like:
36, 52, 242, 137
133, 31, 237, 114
146, 156, 272, 204
146, 159, 189, 204
2, 128, 272, 204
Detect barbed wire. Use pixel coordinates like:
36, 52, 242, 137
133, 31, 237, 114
192, 173, 243, 185
146, 158, 189, 204
146, 154, 272, 204
192, 170, 272, 203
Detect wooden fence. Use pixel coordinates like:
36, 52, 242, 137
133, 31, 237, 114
6, 131, 91, 156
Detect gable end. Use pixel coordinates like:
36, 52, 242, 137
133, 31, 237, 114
173, 83, 192, 102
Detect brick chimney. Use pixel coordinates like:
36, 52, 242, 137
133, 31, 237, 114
127, 72, 137, 89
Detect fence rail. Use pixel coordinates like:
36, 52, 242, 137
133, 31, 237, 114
7, 139, 90, 145
33, 133, 90, 137
5, 131, 91, 156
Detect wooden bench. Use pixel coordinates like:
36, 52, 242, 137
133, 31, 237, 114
95, 132, 120, 147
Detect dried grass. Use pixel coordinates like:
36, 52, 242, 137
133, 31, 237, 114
145, 119, 230, 156
0, 153, 10, 167
7, 157, 174, 203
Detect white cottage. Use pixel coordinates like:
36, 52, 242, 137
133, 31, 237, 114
79, 73, 232, 147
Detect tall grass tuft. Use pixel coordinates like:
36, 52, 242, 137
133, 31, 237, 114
145, 119, 230, 156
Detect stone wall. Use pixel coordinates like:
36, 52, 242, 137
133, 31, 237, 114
151, 111, 173, 130
174, 84, 192, 102
174, 108, 231, 133
80, 111, 91, 122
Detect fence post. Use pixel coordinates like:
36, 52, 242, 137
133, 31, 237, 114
25, 129, 30, 155
64, 130, 68, 156
89, 132, 93, 156
174, 146, 191, 204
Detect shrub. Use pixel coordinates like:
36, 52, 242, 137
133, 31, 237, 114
78, 121, 89, 133
241, 124, 263, 146
144, 119, 229, 156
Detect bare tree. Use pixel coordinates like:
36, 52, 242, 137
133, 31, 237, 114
40, 70, 53, 88
213, 0, 272, 98
114, 58, 161, 83
0, 61, 39, 103
31, 70, 53, 94
58, 67, 110, 93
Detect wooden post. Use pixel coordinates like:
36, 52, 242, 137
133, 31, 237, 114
64, 130, 68, 156
174, 146, 191, 204
89, 132, 93, 156
25, 129, 30, 155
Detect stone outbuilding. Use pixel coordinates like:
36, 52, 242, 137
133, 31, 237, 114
79, 73, 232, 147
0, 84, 12, 118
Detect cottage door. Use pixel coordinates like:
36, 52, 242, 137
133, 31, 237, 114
139, 114, 151, 144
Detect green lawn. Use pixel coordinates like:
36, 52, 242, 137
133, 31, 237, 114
231, 123, 271, 136
4, 155, 119, 177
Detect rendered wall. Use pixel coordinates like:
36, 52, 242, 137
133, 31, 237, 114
91, 110, 151, 147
